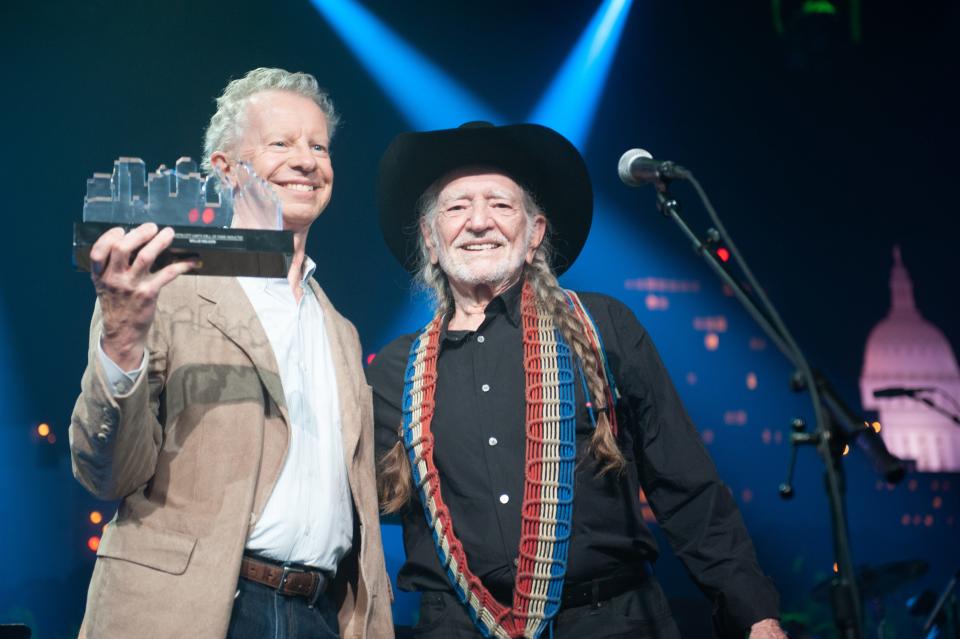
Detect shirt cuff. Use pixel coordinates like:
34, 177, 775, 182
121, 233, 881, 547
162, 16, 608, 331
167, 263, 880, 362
97, 334, 147, 396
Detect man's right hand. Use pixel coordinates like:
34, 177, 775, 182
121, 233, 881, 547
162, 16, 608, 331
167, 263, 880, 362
90, 223, 197, 371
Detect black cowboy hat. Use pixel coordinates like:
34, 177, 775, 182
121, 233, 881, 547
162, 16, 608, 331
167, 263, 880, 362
376, 122, 593, 275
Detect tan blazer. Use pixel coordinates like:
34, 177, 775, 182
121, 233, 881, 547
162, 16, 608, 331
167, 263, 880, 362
69, 276, 393, 639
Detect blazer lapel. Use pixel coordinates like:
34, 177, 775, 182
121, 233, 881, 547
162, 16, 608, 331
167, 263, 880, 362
197, 276, 290, 427
308, 279, 361, 463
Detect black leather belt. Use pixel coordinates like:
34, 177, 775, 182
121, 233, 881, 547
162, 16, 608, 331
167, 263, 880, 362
560, 562, 654, 609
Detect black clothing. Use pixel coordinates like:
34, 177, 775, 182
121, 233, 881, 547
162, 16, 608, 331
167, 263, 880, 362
366, 283, 779, 637
411, 583, 682, 639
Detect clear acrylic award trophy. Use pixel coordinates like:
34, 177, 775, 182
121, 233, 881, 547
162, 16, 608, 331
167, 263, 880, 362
73, 157, 294, 277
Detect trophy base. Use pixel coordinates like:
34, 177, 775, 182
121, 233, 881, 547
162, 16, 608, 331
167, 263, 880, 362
74, 222, 294, 278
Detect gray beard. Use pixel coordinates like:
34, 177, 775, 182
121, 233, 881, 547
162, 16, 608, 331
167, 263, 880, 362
431, 216, 535, 289
437, 245, 525, 288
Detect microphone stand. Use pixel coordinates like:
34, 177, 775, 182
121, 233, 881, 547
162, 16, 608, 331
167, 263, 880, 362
902, 392, 960, 427
924, 568, 959, 636
649, 181, 903, 639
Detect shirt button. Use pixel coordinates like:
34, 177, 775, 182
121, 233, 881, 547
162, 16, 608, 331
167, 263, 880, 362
481, 384, 490, 392
488, 437, 498, 446
499, 494, 510, 504
477, 335, 485, 343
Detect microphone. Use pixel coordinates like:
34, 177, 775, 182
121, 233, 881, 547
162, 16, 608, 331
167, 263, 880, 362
618, 149, 690, 186
873, 387, 934, 398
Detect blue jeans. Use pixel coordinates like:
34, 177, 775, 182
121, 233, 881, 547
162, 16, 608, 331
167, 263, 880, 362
226, 576, 340, 639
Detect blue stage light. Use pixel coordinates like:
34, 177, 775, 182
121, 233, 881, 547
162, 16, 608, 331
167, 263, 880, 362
310, 0, 499, 129
562, 195, 673, 293
529, 0, 634, 149
310, 0, 638, 350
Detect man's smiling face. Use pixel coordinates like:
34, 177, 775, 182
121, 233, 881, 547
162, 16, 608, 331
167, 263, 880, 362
229, 89, 333, 233
425, 170, 545, 290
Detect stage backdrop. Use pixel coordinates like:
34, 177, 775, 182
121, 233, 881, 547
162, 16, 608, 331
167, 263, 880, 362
1, 1, 957, 637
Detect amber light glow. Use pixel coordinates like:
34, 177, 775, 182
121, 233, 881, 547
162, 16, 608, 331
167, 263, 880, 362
704, 333, 720, 351
89, 511, 103, 525
37, 423, 50, 437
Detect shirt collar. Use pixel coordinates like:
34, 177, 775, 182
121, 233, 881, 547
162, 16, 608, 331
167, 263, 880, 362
438, 278, 524, 343
488, 278, 523, 327
300, 256, 317, 286
238, 255, 316, 294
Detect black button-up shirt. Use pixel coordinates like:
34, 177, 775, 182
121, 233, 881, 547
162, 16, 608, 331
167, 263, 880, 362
367, 282, 780, 634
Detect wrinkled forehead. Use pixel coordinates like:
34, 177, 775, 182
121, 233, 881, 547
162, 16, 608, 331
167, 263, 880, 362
435, 166, 525, 202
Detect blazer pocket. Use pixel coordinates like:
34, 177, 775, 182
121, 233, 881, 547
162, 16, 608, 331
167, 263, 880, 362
97, 523, 198, 575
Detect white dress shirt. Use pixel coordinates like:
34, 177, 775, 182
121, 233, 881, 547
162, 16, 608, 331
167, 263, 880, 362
99, 258, 354, 572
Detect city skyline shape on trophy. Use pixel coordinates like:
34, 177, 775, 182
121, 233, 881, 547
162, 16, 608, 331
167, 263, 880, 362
83, 157, 282, 230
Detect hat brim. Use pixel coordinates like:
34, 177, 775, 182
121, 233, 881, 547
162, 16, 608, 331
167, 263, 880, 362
376, 123, 593, 276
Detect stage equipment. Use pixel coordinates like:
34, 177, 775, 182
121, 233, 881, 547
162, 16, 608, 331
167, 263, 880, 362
873, 387, 934, 398
772, 0, 861, 69
874, 386, 960, 427
920, 568, 959, 638
812, 560, 928, 602
814, 560, 929, 639
618, 148, 690, 186
74, 157, 293, 277
620, 148, 906, 639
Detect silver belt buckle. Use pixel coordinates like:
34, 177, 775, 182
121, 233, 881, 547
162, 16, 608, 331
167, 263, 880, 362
278, 564, 303, 592
279, 563, 327, 608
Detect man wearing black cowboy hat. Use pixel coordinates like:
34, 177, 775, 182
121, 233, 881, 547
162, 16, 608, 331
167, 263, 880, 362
366, 122, 786, 639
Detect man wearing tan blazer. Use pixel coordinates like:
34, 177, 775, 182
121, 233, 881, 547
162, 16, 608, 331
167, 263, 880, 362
69, 68, 393, 638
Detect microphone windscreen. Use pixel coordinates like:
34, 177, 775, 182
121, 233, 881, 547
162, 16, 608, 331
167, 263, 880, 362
618, 148, 653, 185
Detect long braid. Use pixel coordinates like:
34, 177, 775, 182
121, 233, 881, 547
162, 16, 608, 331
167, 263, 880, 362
378, 431, 413, 514
525, 250, 626, 477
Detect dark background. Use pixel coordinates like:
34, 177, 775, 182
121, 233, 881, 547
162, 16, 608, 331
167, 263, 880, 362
1, 1, 957, 637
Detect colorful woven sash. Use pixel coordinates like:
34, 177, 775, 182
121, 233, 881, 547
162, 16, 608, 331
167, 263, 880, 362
400, 282, 613, 639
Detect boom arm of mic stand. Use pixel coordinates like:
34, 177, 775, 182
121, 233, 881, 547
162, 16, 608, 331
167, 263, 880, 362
653, 183, 866, 639
911, 394, 960, 426
654, 186, 902, 479
653, 189, 798, 366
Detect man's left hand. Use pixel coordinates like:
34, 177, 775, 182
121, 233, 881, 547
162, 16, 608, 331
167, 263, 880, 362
749, 618, 787, 639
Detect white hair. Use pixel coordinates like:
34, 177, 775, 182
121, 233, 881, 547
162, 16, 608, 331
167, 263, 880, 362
201, 67, 340, 172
